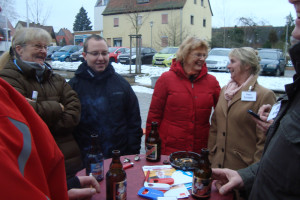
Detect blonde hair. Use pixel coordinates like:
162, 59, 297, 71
229, 47, 261, 75
0, 27, 52, 69
176, 36, 209, 63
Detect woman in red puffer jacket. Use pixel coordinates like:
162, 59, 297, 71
146, 37, 221, 155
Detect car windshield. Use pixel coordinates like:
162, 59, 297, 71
259, 51, 279, 60
58, 46, 73, 52
209, 49, 231, 56
125, 48, 138, 53
159, 47, 178, 54
47, 46, 60, 53
109, 47, 118, 53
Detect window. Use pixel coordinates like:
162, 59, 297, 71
107, 38, 112, 47
201, 0, 204, 6
138, 15, 142, 26
161, 36, 168, 47
114, 18, 119, 27
194, 0, 197, 4
162, 14, 168, 24
113, 38, 122, 46
203, 19, 206, 27
191, 15, 194, 25
137, 0, 149, 4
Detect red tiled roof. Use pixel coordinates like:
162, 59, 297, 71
103, 0, 187, 15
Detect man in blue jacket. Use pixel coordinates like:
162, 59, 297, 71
211, 0, 300, 199
69, 35, 143, 161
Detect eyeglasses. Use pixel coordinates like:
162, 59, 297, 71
86, 51, 109, 57
192, 53, 207, 58
25, 44, 48, 51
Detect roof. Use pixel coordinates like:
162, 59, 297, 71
102, 0, 187, 15
16, 21, 56, 38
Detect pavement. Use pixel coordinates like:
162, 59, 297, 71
135, 92, 152, 154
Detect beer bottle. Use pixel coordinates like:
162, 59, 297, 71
85, 134, 104, 182
106, 150, 127, 200
145, 121, 161, 162
192, 148, 212, 199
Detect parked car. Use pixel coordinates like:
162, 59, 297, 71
46, 46, 61, 60
109, 47, 129, 63
70, 47, 84, 62
51, 45, 82, 62
206, 48, 231, 72
258, 49, 286, 76
118, 47, 157, 65
152, 47, 179, 67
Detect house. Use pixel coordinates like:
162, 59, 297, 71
15, 21, 57, 46
102, 0, 213, 50
94, 0, 110, 32
56, 28, 74, 46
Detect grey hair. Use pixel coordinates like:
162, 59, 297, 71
12, 27, 52, 50
229, 47, 261, 75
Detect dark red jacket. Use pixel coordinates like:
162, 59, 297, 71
146, 60, 220, 155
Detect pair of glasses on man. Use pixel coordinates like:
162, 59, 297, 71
86, 51, 109, 57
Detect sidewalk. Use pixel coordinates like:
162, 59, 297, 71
135, 92, 152, 154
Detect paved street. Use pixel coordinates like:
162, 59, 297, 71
135, 92, 152, 154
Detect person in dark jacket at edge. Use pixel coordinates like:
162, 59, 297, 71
211, 0, 300, 199
69, 34, 143, 161
0, 27, 82, 179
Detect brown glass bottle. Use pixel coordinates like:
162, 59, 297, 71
85, 134, 104, 181
192, 148, 212, 199
106, 150, 127, 200
145, 121, 161, 162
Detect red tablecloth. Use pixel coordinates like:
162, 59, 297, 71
77, 154, 233, 200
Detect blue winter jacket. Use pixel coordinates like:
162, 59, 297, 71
69, 62, 143, 159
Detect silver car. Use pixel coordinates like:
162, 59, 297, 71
206, 48, 231, 72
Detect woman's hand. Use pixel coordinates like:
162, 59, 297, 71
252, 104, 274, 134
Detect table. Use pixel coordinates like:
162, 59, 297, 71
77, 154, 233, 200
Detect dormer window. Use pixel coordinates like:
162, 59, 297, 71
137, 0, 149, 4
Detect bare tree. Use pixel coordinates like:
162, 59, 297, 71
155, 16, 189, 48
0, 0, 19, 23
28, 0, 52, 25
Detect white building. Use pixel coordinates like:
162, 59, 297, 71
94, 0, 110, 33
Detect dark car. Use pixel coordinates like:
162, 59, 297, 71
258, 49, 286, 76
109, 47, 129, 63
70, 48, 84, 62
46, 46, 61, 60
118, 47, 157, 65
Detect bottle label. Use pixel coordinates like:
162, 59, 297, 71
90, 162, 104, 181
192, 176, 212, 198
113, 179, 127, 200
146, 143, 157, 160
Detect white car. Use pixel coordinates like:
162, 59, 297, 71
206, 48, 231, 72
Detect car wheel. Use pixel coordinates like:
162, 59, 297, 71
281, 69, 285, 76
65, 57, 71, 62
275, 68, 280, 76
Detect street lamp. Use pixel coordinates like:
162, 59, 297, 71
150, 21, 153, 49
284, 17, 290, 63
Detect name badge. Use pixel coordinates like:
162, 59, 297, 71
241, 91, 257, 101
267, 101, 281, 121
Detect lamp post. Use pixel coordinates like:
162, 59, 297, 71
284, 17, 290, 64
150, 21, 153, 49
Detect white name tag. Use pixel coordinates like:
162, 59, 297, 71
267, 101, 282, 121
241, 91, 257, 101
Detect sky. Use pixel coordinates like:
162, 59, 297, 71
51, 61, 294, 93
11, 0, 296, 33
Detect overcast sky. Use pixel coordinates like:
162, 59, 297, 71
12, 0, 296, 32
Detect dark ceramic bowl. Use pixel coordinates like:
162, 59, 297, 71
169, 151, 201, 171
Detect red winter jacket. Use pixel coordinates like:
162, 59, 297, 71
146, 60, 220, 155
0, 78, 68, 200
